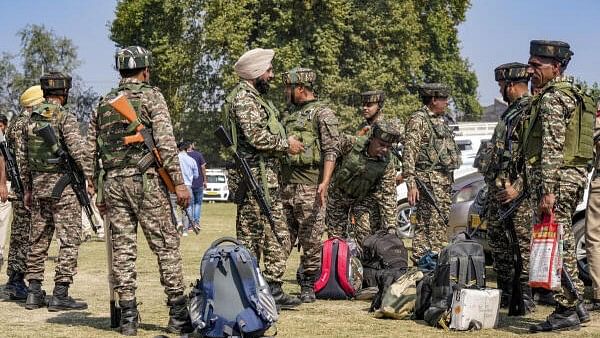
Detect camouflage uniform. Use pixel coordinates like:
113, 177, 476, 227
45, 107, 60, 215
523, 41, 593, 312
87, 77, 186, 302
326, 122, 400, 248
403, 84, 461, 261
225, 80, 291, 284
481, 62, 533, 305
280, 68, 339, 287
16, 98, 91, 285
5, 110, 32, 278
524, 75, 590, 307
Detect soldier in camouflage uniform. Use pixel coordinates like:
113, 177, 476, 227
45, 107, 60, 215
479, 63, 534, 312
354, 92, 403, 234
326, 121, 400, 247
86, 46, 192, 336
523, 40, 593, 332
15, 72, 92, 312
280, 67, 339, 303
403, 83, 461, 262
4, 86, 40, 301
223, 48, 304, 309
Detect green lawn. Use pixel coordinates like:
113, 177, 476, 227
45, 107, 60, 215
1, 202, 599, 337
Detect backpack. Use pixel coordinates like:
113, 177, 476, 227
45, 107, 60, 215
423, 233, 486, 327
314, 237, 363, 299
361, 230, 408, 288
372, 268, 424, 319
189, 237, 278, 337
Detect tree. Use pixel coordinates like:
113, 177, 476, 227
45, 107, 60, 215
0, 24, 98, 121
110, 0, 481, 163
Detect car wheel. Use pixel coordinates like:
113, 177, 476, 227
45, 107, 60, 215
573, 217, 591, 286
396, 200, 415, 239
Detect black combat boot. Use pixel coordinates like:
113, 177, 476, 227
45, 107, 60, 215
119, 299, 139, 336
25, 280, 46, 310
584, 298, 600, 311
529, 304, 581, 332
299, 277, 316, 303
7, 272, 28, 301
576, 301, 590, 324
166, 294, 193, 334
269, 282, 301, 309
48, 282, 88, 311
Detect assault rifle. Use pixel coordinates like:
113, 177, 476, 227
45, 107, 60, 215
35, 125, 97, 233
505, 216, 525, 316
109, 94, 199, 234
415, 177, 448, 224
214, 126, 278, 233
498, 191, 529, 222
0, 130, 24, 200
104, 215, 121, 328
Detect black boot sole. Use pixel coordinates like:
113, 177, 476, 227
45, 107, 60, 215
25, 303, 44, 310
529, 324, 581, 333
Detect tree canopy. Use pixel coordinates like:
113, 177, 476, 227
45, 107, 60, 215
110, 0, 481, 163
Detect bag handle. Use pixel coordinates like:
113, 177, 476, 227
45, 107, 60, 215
210, 236, 241, 248
541, 211, 556, 225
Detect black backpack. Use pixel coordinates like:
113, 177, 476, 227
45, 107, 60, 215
361, 230, 408, 288
423, 233, 486, 327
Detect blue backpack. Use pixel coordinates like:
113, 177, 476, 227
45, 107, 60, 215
189, 237, 278, 337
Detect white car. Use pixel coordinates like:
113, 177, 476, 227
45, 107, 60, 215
203, 169, 230, 202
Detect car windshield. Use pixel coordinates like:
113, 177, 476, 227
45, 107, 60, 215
208, 175, 226, 183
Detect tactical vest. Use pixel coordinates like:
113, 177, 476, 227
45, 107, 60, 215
483, 95, 530, 183
414, 109, 461, 171
333, 136, 390, 200
96, 82, 152, 170
27, 103, 65, 173
283, 100, 322, 167
523, 80, 594, 167
221, 81, 286, 158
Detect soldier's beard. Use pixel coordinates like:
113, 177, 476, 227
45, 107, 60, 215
255, 78, 270, 94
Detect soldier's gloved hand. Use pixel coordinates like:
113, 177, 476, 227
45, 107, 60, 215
0, 182, 8, 203
287, 136, 305, 155
24, 190, 32, 211
175, 184, 191, 208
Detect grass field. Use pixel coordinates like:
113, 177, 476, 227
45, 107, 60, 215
1, 202, 599, 337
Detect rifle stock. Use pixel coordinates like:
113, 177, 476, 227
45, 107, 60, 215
110, 95, 177, 193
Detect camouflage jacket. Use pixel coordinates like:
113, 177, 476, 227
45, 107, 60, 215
336, 134, 397, 229
16, 97, 92, 197
403, 106, 460, 189
229, 80, 288, 167
86, 78, 184, 186
282, 99, 339, 185
526, 75, 588, 193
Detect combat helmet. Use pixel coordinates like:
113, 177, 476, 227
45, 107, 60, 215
418, 83, 450, 98
494, 62, 530, 83
40, 71, 72, 96
361, 90, 385, 107
371, 120, 401, 144
282, 67, 317, 88
115, 46, 153, 70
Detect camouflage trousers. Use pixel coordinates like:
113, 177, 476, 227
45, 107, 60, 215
281, 183, 325, 280
105, 173, 185, 301
352, 195, 383, 235
411, 171, 452, 261
326, 187, 374, 248
235, 167, 291, 284
486, 184, 533, 288
529, 177, 585, 308
25, 189, 82, 284
6, 200, 31, 277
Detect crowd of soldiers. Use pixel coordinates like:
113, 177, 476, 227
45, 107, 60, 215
0, 37, 597, 336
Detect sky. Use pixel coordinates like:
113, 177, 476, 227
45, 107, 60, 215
1, 0, 599, 106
